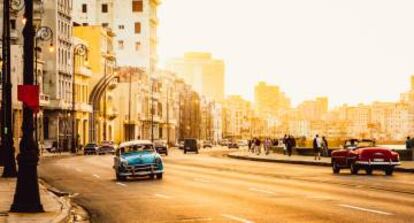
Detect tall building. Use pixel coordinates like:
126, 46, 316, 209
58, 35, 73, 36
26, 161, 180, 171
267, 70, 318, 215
72, 0, 160, 73
42, 0, 74, 150
166, 52, 225, 102
254, 81, 290, 118
297, 97, 329, 121
223, 95, 253, 139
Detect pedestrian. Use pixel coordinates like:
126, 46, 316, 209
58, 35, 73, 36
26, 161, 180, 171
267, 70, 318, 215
255, 138, 261, 155
282, 134, 288, 155
264, 138, 271, 155
313, 134, 322, 160
286, 135, 294, 157
322, 136, 329, 157
248, 139, 253, 153
406, 136, 412, 150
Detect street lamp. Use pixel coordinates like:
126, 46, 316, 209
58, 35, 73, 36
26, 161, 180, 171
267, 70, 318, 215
11, 0, 44, 212
71, 44, 88, 153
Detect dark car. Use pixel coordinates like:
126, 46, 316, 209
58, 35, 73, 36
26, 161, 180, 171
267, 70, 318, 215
228, 142, 239, 149
154, 140, 168, 156
202, 140, 213, 149
84, 143, 99, 155
331, 139, 400, 175
183, 138, 200, 154
98, 141, 116, 155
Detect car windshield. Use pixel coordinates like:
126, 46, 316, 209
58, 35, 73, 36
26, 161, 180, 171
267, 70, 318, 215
345, 140, 375, 149
119, 144, 154, 154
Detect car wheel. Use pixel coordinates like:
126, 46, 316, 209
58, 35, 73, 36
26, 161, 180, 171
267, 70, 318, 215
385, 167, 394, 176
116, 173, 126, 181
196, 150, 199, 154
332, 160, 340, 174
156, 173, 163, 180
365, 168, 373, 175
350, 162, 359, 175
184, 149, 187, 154
165, 152, 168, 156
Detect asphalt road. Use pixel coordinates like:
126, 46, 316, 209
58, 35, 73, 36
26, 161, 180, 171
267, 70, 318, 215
39, 147, 414, 223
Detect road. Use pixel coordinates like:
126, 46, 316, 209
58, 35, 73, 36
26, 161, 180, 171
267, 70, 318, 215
39, 147, 414, 223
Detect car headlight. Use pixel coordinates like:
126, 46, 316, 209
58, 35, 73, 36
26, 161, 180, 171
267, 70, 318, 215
120, 158, 128, 167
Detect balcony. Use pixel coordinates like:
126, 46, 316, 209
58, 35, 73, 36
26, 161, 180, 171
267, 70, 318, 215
39, 93, 51, 107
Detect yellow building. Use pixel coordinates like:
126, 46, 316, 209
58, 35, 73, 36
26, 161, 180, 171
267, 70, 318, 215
254, 81, 290, 118
73, 25, 118, 144
223, 95, 253, 139
72, 37, 93, 147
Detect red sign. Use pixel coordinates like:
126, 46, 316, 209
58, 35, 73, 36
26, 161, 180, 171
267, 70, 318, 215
18, 85, 40, 113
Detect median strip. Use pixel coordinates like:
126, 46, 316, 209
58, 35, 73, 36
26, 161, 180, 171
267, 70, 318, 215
338, 204, 393, 216
221, 214, 254, 223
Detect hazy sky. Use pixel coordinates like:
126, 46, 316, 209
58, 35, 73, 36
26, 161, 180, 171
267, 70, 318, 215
157, 0, 414, 108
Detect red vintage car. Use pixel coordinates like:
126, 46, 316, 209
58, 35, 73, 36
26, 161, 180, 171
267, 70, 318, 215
331, 139, 400, 175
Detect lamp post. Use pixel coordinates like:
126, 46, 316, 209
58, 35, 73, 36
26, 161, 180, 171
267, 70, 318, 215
10, 0, 44, 212
151, 79, 155, 142
1, 0, 18, 178
71, 44, 88, 153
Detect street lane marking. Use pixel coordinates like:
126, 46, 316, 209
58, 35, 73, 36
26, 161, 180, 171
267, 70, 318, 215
75, 168, 82, 172
221, 214, 254, 223
178, 217, 213, 222
93, 174, 101, 179
249, 188, 275, 195
154, 193, 172, 199
116, 182, 127, 187
338, 204, 393, 216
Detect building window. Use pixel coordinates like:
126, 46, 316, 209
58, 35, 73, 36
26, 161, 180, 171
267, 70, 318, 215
82, 4, 87, 13
10, 19, 16, 30
118, 25, 124, 30
134, 22, 141, 34
132, 0, 143, 12
102, 23, 109, 28
118, 40, 124, 49
135, 42, 141, 51
102, 4, 108, 13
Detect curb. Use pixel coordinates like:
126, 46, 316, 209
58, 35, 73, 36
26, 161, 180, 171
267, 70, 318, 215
228, 153, 414, 173
39, 179, 72, 223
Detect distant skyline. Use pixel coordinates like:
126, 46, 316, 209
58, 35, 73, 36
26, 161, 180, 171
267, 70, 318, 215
157, 0, 414, 108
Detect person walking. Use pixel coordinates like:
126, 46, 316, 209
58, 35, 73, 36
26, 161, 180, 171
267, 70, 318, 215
255, 138, 262, 155
286, 135, 294, 157
282, 134, 288, 155
406, 136, 412, 150
322, 136, 329, 157
264, 138, 271, 155
248, 139, 253, 153
313, 134, 322, 160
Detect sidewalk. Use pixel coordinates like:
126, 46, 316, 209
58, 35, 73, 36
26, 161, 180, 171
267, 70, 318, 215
0, 168, 71, 223
228, 150, 414, 173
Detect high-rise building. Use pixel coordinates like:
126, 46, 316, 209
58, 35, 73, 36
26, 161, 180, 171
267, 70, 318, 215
297, 97, 329, 121
254, 81, 290, 118
72, 0, 160, 72
223, 95, 253, 139
166, 52, 225, 102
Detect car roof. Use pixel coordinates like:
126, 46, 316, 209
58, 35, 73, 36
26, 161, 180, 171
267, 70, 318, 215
119, 140, 153, 148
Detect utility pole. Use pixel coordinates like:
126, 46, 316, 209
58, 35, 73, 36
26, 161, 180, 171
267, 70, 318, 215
1, 0, 18, 177
151, 79, 154, 142
11, 0, 44, 212
166, 86, 170, 145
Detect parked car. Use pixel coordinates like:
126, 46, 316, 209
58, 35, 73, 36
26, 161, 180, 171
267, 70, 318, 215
202, 140, 213, 148
228, 142, 239, 149
98, 141, 116, 155
113, 140, 164, 181
183, 138, 200, 154
84, 143, 99, 155
331, 139, 400, 175
154, 140, 169, 156
43, 140, 58, 153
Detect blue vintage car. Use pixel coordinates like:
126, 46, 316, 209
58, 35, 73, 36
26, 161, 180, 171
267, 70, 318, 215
113, 140, 164, 181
